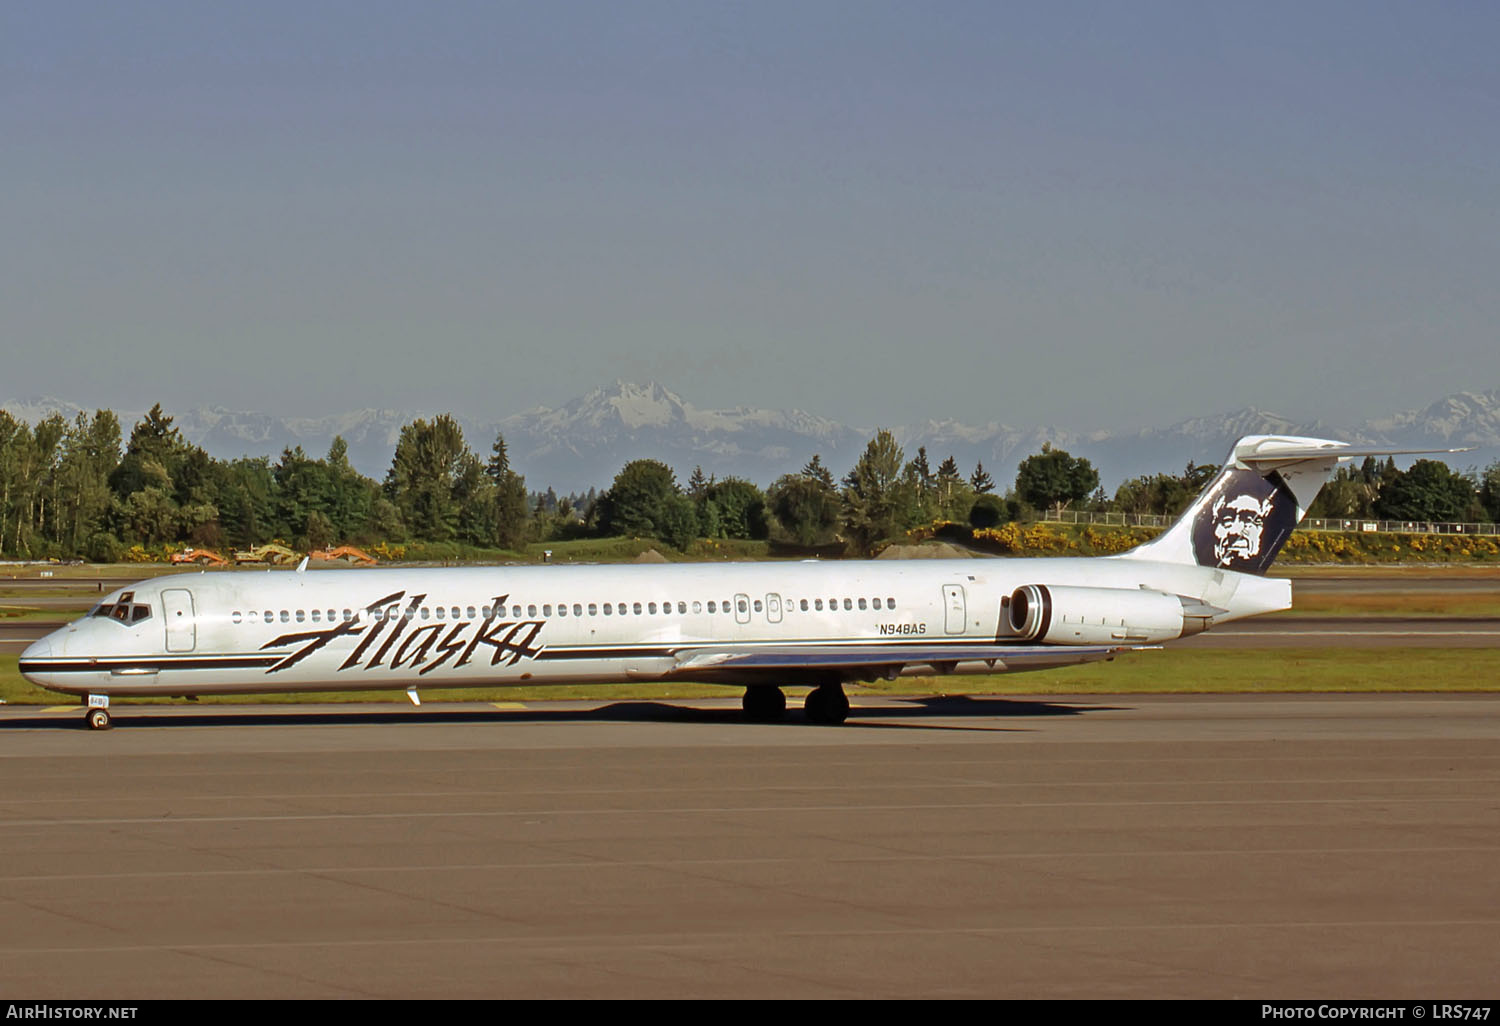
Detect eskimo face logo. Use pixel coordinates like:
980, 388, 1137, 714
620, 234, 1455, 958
1191, 469, 1297, 574
1211, 492, 1274, 565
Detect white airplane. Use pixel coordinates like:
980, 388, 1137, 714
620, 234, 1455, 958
18, 435, 1450, 729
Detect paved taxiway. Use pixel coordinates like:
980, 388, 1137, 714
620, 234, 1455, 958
2, 694, 1497, 999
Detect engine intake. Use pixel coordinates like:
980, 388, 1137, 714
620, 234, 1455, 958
1007, 584, 1214, 645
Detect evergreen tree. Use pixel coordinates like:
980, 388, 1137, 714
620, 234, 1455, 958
969, 461, 994, 495
324, 437, 377, 543
55, 411, 120, 556
384, 415, 476, 542
841, 430, 914, 555
932, 455, 972, 520
802, 454, 835, 489
687, 465, 710, 500
767, 473, 841, 546
484, 431, 529, 549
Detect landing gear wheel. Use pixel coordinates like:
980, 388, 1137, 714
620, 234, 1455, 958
85, 707, 112, 731
742, 686, 787, 722
803, 684, 849, 726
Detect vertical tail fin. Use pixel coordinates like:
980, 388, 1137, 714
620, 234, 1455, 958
1118, 436, 1464, 575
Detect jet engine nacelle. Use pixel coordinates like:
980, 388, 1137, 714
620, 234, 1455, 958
1006, 584, 1214, 645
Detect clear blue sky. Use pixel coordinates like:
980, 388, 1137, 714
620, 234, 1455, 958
4, 1, 1497, 430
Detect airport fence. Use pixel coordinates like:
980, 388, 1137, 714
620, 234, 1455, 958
1041, 510, 1500, 537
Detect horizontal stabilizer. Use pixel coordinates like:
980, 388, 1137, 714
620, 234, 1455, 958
1232, 437, 1472, 468
1120, 433, 1474, 575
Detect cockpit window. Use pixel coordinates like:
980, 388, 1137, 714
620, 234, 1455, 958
91, 591, 152, 625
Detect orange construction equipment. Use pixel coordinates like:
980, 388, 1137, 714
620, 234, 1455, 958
232, 543, 299, 565
307, 545, 377, 566
171, 548, 228, 566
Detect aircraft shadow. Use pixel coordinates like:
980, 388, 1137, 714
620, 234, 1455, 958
0, 695, 1129, 732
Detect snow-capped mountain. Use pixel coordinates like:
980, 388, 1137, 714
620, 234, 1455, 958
495, 381, 864, 491
4, 384, 1498, 493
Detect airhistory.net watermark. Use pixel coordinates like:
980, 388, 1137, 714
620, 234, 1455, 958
5, 1007, 138, 1020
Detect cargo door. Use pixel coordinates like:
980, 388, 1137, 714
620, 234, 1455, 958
942, 584, 966, 635
162, 588, 197, 652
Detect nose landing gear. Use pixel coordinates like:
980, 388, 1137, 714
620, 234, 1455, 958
84, 695, 112, 730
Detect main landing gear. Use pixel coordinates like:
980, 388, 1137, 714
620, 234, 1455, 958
740, 684, 850, 725
742, 686, 787, 723
802, 684, 850, 726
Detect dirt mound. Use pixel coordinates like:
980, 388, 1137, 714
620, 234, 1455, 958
875, 542, 973, 560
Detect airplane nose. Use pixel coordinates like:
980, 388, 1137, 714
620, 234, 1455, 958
19, 631, 68, 690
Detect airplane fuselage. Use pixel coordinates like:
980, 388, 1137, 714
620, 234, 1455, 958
19, 557, 1290, 699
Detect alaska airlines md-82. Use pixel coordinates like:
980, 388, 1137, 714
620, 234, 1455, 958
19, 435, 1449, 729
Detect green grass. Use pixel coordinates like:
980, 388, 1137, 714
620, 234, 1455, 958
0, 610, 78, 622
1267, 593, 1500, 618
6, 647, 1499, 708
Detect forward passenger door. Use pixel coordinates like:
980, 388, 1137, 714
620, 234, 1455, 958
162, 589, 197, 652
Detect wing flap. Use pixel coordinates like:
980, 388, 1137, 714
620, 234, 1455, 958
672, 642, 1135, 677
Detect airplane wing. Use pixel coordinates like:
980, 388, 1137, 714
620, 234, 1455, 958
669, 642, 1138, 681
